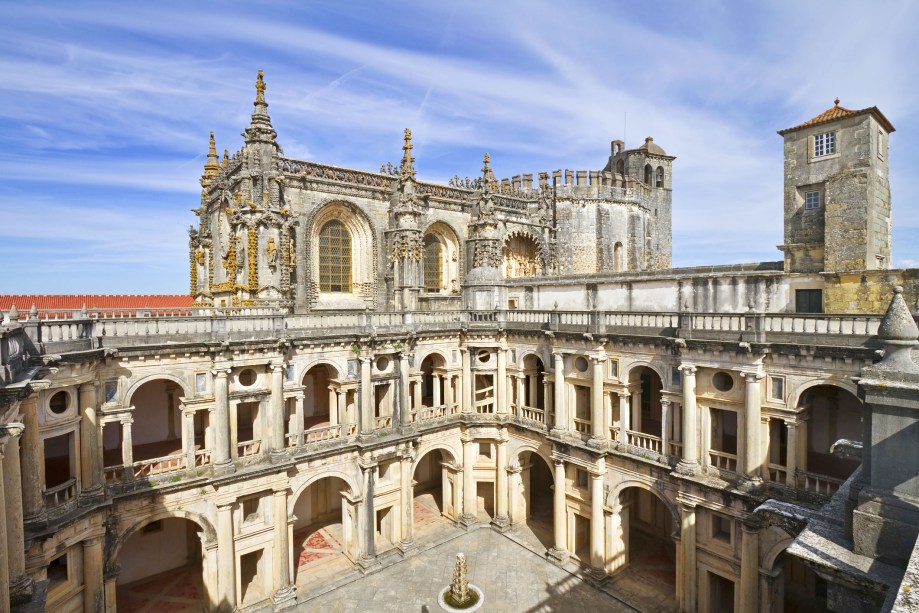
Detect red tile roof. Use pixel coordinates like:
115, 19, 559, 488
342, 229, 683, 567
778, 99, 895, 135
1, 294, 194, 318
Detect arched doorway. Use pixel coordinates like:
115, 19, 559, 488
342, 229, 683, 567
626, 367, 665, 452
608, 487, 677, 609
292, 476, 356, 589
302, 364, 340, 431
128, 379, 192, 476
412, 448, 455, 534
116, 517, 207, 611
520, 355, 546, 424
515, 450, 554, 550
800, 385, 862, 480
419, 353, 447, 412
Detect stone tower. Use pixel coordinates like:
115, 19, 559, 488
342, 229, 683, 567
777, 100, 895, 273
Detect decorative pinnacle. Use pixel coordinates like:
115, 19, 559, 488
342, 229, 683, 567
834, 97, 840, 106
255, 69, 267, 105
482, 152, 491, 171
222, 149, 229, 167
203, 131, 220, 177
400, 128, 415, 179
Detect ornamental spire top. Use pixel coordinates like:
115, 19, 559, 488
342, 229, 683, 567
481, 152, 497, 189
244, 69, 278, 147
203, 132, 220, 177
255, 70, 267, 105
400, 128, 416, 180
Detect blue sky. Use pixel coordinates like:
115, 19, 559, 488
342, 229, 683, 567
2, 0, 919, 294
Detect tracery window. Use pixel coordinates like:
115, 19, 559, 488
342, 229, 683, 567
318, 220, 351, 292
423, 234, 443, 293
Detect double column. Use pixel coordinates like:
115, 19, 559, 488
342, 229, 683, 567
678, 501, 697, 612
20, 395, 45, 524
360, 357, 373, 436
589, 462, 606, 577
739, 521, 761, 612
552, 352, 567, 433
216, 502, 236, 610
617, 390, 630, 447
213, 368, 234, 474
496, 340, 508, 415
397, 352, 414, 432
461, 347, 472, 414
461, 435, 476, 524
358, 460, 379, 570
678, 366, 699, 473
399, 451, 416, 551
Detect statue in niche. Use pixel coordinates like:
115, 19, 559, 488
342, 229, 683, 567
266, 236, 278, 268
289, 236, 296, 267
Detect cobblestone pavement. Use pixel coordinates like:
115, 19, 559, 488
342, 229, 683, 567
296, 528, 637, 613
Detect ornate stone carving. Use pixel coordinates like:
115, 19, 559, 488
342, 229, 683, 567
390, 232, 422, 263
247, 227, 258, 291
266, 236, 278, 268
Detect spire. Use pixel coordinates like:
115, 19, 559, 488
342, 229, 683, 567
400, 128, 416, 180
222, 149, 230, 167
202, 132, 220, 180
244, 69, 278, 147
481, 152, 497, 189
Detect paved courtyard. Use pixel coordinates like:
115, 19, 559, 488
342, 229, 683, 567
296, 528, 637, 613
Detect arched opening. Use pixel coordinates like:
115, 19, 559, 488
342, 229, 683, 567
423, 234, 444, 293
318, 220, 352, 293
293, 476, 356, 589
116, 517, 206, 611
655, 166, 664, 188
779, 552, 829, 612
515, 450, 554, 550
624, 367, 665, 452
615, 159, 625, 175
503, 234, 542, 279
801, 385, 863, 481
609, 487, 677, 609
643, 164, 653, 185
520, 355, 546, 424
128, 379, 191, 475
419, 353, 448, 416
613, 242, 623, 272
412, 448, 455, 535
302, 364, 340, 431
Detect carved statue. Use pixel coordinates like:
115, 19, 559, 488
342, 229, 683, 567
289, 237, 296, 267
266, 236, 278, 267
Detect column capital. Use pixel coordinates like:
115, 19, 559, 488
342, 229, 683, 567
590, 355, 605, 364
659, 398, 672, 408
269, 361, 286, 372
0, 422, 25, 439
272, 486, 289, 497
680, 364, 697, 376
211, 368, 231, 378
360, 356, 372, 364
742, 371, 765, 383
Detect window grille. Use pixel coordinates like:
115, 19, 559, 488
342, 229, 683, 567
814, 131, 836, 157
423, 234, 442, 293
318, 220, 351, 292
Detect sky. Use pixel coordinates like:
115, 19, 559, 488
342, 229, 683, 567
2, 0, 919, 294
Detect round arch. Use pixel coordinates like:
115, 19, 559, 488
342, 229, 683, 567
289, 468, 361, 513
306, 200, 376, 301
623, 361, 668, 389
510, 441, 554, 480
416, 349, 450, 369
763, 536, 794, 571
124, 373, 191, 406
502, 230, 548, 279
788, 378, 860, 411
518, 349, 548, 370
297, 359, 342, 383
113, 509, 216, 564
422, 221, 462, 294
607, 479, 679, 534
414, 441, 460, 469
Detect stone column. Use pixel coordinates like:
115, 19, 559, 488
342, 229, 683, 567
432, 373, 441, 407
739, 522, 760, 613
79, 382, 103, 494
679, 502, 697, 613
444, 374, 454, 413
0, 441, 9, 609
678, 366, 699, 472
292, 394, 305, 445
337, 390, 346, 431
3, 426, 31, 602
272, 488, 295, 607
359, 462, 378, 569
661, 398, 672, 457
399, 452, 415, 552
20, 395, 45, 523
760, 416, 772, 481
516, 374, 525, 415
493, 435, 509, 529
213, 369, 233, 473
83, 535, 104, 613
589, 470, 606, 576
496, 344, 508, 414
121, 419, 134, 474
398, 354, 413, 432
543, 380, 553, 422
631, 388, 642, 433
182, 406, 196, 470
552, 353, 567, 433
743, 373, 764, 481
549, 459, 568, 562
360, 357, 373, 435
785, 419, 798, 487
590, 357, 606, 443
674, 401, 682, 443
461, 348, 472, 413
607, 500, 628, 574
461, 436, 476, 525
216, 503, 236, 610
618, 392, 630, 447
269, 363, 286, 461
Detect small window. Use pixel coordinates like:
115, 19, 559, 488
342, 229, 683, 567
804, 191, 821, 210
195, 373, 207, 394
878, 129, 885, 160
655, 166, 664, 188
242, 496, 261, 523
375, 356, 390, 372
712, 372, 734, 392
770, 376, 785, 401
508, 298, 519, 310
238, 369, 256, 386
796, 289, 823, 314
643, 164, 653, 184
478, 350, 491, 364
48, 391, 70, 415
813, 131, 836, 157
672, 367, 682, 387
284, 364, 294, 381
47, 552, 69, 591
576, 469, 589, 489
574, 356, 589, 373
478, 442, 492, 460
104, 381, 118, 403
712, 513, 733, 543
608, 359, 619, 379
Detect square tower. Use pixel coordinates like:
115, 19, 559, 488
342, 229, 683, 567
777, 100, 895, 273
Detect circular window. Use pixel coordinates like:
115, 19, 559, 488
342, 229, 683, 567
712, 372, 734, 392
376, 356, 390, 372
575, 356, 589, 372
49, 391, 70, 414
238, 369, 257, 386
478, 350, 491, 364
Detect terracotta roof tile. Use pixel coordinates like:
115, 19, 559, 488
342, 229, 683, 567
0, 294, 194, 318
778, 99, 895, 135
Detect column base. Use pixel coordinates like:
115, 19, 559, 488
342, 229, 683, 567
491, 514, 511, 532
398, 538, 417, 557
549, 427, 567, 438
271, 585, 297, 610
79, 485, 105, 506
357, 554, 381, 574
269, 449, 289, 464
547, 546, 568, 564
396, 425, 416, 436
23, 510, 48, 531
358, 433, 377, 444
213, 459, 235, 476
586, 436, 608, 451
9, 574, 35, 605
674, 460, 700, 476
459, 513, 478, 528
738, 474, 763, 490
586, 566, 608, 584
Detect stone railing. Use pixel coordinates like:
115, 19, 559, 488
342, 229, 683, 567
43, 478, 78, 510
708, 449, 738, 472
132, 454, 186, 478
518, 405, 545, 424
573, 417, 591, 434
627, 430, 662, 453
796, 470, 843, 495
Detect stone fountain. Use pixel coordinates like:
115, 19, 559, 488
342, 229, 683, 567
438, 552, 484, 612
